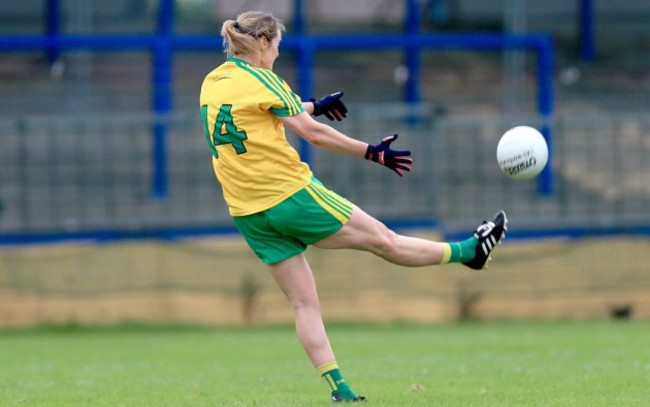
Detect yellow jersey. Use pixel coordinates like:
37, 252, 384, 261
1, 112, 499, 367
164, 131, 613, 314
199, 57, 313, 216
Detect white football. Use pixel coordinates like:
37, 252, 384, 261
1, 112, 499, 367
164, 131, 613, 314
496, 126, 549, 180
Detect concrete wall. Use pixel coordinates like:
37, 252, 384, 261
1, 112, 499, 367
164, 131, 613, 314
1, 237, 648, 327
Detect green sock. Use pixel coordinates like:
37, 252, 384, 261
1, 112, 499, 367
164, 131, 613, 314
317, 361, 357, 400
444, 236, 478, 263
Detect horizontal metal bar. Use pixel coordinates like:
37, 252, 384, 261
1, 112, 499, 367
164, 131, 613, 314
0, 32, 551, 52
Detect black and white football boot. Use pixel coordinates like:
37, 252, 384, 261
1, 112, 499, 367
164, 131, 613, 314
332, 394, 366, 403
462, 210, 508, 270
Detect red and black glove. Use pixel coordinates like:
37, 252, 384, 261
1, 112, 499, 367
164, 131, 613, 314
365, 134, 413, 176
310, 91, 348, 121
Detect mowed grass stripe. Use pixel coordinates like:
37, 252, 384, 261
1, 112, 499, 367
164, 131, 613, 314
0, 321, 648, 406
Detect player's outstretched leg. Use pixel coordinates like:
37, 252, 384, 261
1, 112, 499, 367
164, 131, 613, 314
462, 210, 508, 270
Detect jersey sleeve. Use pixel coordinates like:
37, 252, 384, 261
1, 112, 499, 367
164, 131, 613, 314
258, 71, 305, 117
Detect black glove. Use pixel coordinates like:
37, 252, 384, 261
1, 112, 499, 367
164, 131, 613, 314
365, 134, 413, 177
310, 91, 348, 121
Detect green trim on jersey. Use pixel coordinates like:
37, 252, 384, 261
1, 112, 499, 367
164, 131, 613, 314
270, 107, 293, 117
228, 57, 303, 116
255, 68, 301, 114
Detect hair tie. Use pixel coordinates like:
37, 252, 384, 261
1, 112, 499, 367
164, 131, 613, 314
234, 21, 240, 29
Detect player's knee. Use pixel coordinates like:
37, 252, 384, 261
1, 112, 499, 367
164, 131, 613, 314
289, 294, 320, 312
370, 227, 400, 258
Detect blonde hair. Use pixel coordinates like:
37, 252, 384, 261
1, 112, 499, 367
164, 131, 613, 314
221, 11, 286, 57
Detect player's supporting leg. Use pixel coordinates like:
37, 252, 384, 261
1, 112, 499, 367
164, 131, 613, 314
269, 253, 363, 402
314, 205, 507, 270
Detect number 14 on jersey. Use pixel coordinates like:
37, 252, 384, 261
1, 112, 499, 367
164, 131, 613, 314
201, 104, 249, 159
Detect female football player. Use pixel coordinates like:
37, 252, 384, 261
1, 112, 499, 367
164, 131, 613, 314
200, 10, 507, 403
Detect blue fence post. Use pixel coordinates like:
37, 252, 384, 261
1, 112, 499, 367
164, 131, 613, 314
152, 0, 174, 199
44, 0, 61, 65
578, 0, 595, 62
404, 0, 421, 104
297, 37, 315, 165
293, 0, 305, 35
292, 0, 314, 164
536, 36, 555, 195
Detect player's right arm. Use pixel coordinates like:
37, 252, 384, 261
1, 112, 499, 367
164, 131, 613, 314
304, 91, 348, 121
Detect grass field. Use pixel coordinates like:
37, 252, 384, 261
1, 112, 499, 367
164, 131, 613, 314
1, 321, 649, 406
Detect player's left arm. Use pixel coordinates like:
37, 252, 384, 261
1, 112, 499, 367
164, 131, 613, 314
280, 112, 413, 176
282, 111, 364, 156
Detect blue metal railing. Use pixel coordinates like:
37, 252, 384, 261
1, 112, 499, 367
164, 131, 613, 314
284, 32, 555, 194
0, 0, 555, 196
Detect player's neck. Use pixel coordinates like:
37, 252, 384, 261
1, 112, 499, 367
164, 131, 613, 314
235, 54, 261, 69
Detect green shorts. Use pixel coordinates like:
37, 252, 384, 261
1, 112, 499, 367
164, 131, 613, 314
233, 178, 353, 265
